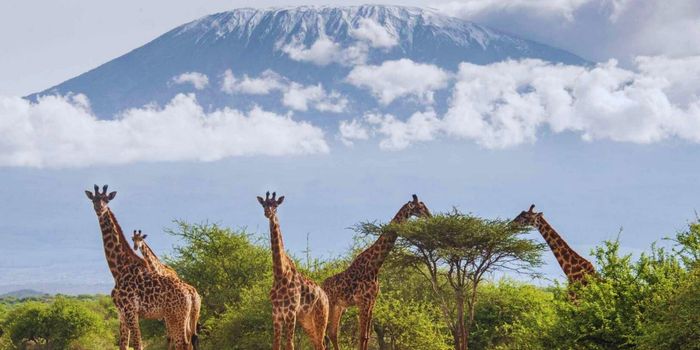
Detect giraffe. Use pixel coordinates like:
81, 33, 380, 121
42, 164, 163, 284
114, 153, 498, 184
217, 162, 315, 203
513, 204, 597, 285
132, 230, 202, 350
322, 194, 432, 350
85, 185, 194, 350
257, 191, 329, 350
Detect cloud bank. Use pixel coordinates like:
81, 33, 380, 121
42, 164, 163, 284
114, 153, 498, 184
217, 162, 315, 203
170, 72, 209, 90
434, 0, 700, 65
346, 59, 451, 105
0, 93, 328, 168
220, 69, 348, 113
343, 56, 700, 149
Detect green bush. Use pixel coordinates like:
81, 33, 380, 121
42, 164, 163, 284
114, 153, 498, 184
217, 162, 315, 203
166, 221, 271, 319
2, 297, 112, 350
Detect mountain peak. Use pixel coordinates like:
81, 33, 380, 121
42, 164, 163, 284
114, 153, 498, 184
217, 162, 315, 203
175, 5, 498, 49
30, 5, 588, 118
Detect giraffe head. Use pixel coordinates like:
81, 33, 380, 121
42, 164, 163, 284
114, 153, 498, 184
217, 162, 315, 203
84, 184, 116, 213
131, 230, 147, 251
257, 191, 285, 219
402, 194, 432, 218
513, 204, 543, 227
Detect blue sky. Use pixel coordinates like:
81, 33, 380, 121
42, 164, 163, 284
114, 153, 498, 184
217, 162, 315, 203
0, 0, 699, 294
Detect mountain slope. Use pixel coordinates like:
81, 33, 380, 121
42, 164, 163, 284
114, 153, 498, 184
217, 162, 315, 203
29, 5, 588, 119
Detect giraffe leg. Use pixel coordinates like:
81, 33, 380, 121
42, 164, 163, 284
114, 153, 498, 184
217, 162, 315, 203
283, 313, 297, 350
327, 305, 345, 350
357, 300, 375, 350
121, 310, 142, 350
117, 313, 131, 350
298, 306, 328, 350
314, 299, 330, 350
166, 315, 190, 350
272, 313, 283, 350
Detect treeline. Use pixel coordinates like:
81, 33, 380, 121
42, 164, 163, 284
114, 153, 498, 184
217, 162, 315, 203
1, 219, 699, 350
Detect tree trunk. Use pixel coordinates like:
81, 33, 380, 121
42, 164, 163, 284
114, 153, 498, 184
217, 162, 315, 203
463, 284, 479, 350
374, 323, 389, 350
454, 290, 468, 350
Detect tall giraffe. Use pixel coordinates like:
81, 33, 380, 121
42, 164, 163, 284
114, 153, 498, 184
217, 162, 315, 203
257, 191, 329, 350
323, 194, 432, 350
513, 204, 597, 284
132, 230, 202, 350
85, 185, 194, 350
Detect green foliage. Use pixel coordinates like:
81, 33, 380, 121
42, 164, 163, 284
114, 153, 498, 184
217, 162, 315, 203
369, 211, 545, 350
547, 224, 697, 350
3, 219, 700, 350
470, 281, 556, 350
204, 277, 272, 350
373, 291, 450, 350
166, 221, 271, 318
638, 267, 700, 349
2, 297, 113, 350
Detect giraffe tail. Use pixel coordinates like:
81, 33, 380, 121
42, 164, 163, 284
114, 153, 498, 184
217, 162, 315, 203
191, 322, 201, 350
324, 335, 331, 350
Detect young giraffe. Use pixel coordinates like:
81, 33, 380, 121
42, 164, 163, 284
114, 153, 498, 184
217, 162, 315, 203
513, 204, 597, 284
85, 185, 194, 350
257, 191, 329, 350
132, 230, 202, 350
323, 194, 431, 350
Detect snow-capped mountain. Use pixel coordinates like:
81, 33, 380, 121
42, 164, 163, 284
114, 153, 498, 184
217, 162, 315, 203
28, 5, 588, 120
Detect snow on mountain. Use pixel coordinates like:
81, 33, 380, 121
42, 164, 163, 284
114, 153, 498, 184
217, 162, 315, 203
28, 5, 589, 122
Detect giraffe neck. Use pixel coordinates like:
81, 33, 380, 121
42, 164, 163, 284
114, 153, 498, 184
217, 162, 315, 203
534, 217, 579, 276
139, 241, 164, 272
362, 205, 413, 273
96, 207, 139, 278
268, 214, 290, 279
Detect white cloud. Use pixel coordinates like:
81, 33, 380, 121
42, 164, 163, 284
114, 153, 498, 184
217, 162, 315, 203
443, 58, 700, 147
341, 56, 700, 150
281, 36, 367, 67
221, 69, 348, 113
434, 0, 700, 65
349, 18, 398, 49
281, 19, 396, 66
0, 93, 329, 168
221, 69, 285, 95
434, 0, 592, 21
366, 111, 442, 150
171, 72, 209, 90
338, 119, 369, 146
346, 59, 451, 105
282, 82, 348, 113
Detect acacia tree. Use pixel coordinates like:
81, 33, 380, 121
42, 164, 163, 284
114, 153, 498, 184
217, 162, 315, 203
359, 210, 544, 350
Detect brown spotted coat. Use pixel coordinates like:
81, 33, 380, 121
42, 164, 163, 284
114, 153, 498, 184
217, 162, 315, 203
132, 230, 202, 350
513, 204, 597, 284
322, 194, 431, 350
257, 191, 329, 350
86, 185, 194, 350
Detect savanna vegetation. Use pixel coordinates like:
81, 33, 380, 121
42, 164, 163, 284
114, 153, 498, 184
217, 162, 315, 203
1, 213, 699, 350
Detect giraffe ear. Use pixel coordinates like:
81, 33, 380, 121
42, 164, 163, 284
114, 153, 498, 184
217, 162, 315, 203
85, 191, 94, 200
142, 234, 148, 239
277, 196, 285, 205
107, 191, 117, 200
257, 196, 265, 205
